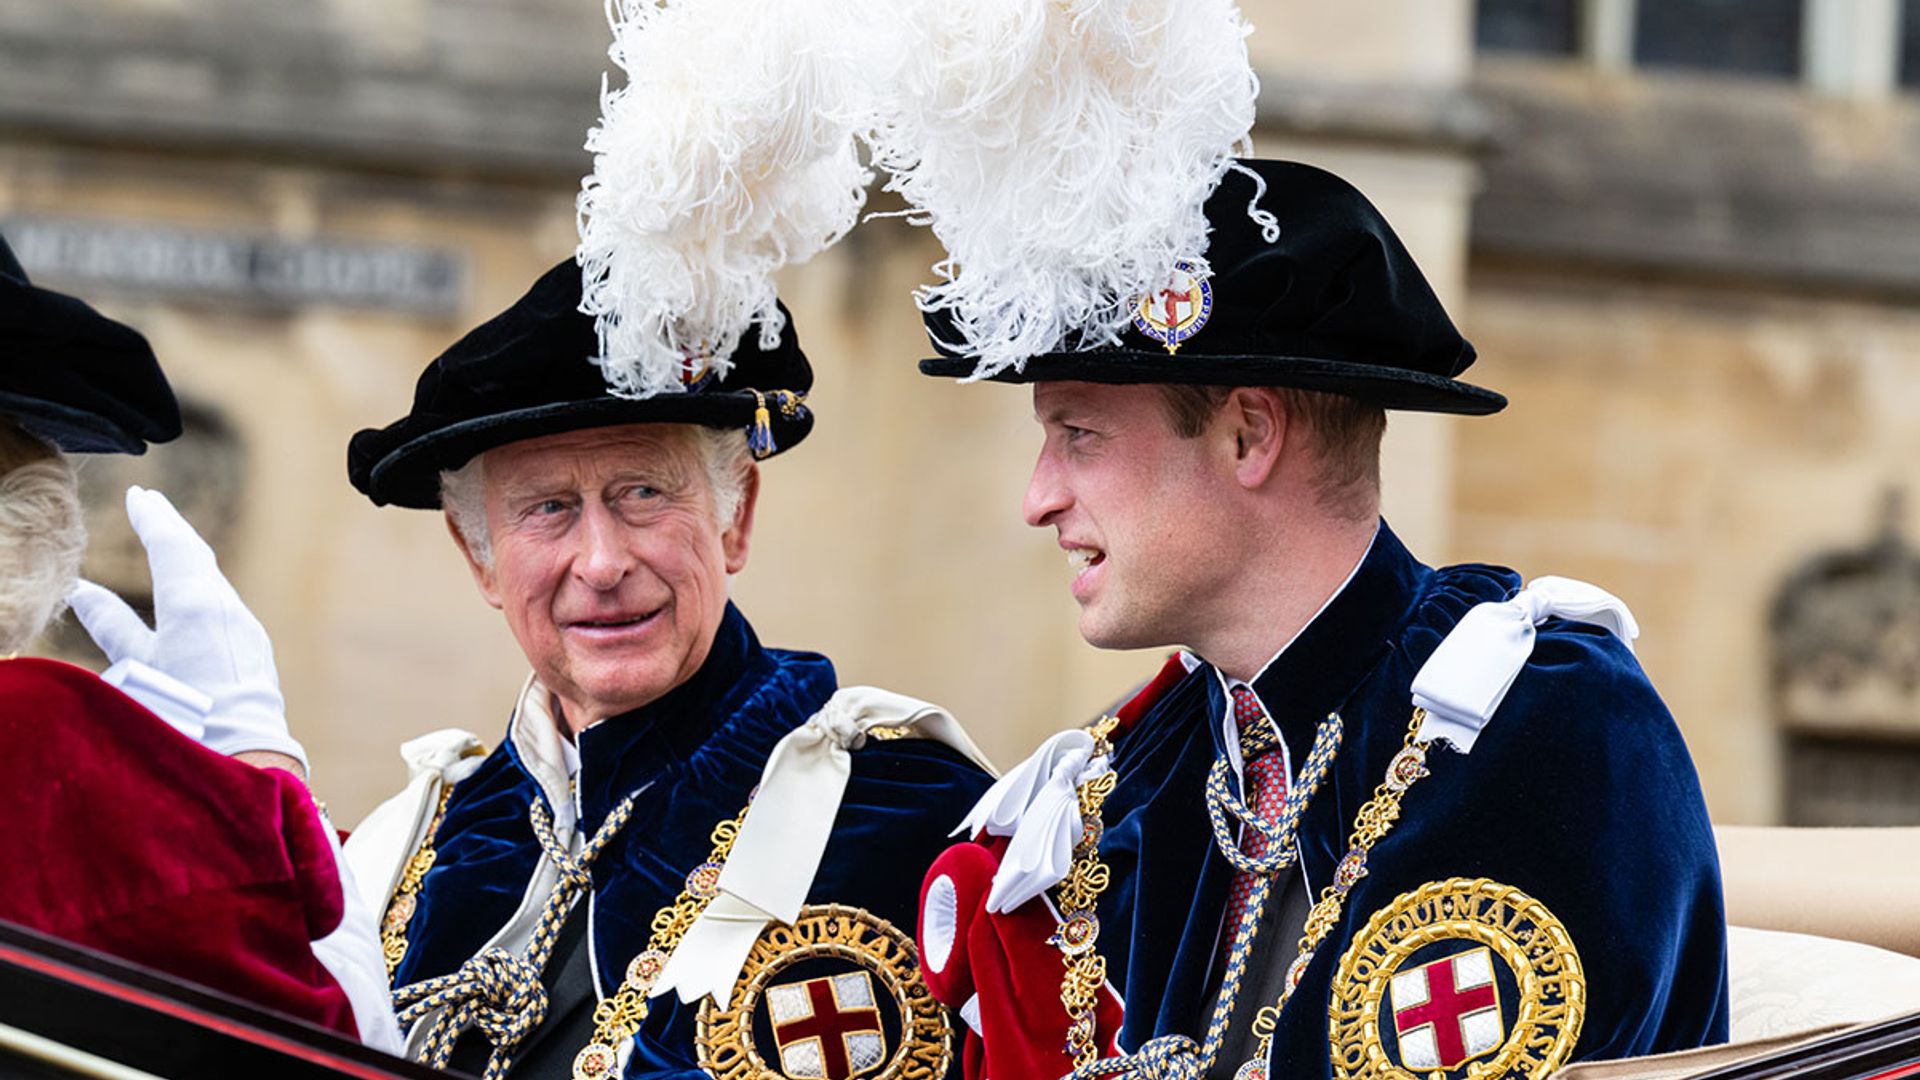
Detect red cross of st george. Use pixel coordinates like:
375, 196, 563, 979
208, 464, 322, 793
1159, 285, 1194, 328
1394, 958, 1498, 1068
774, 979, 882, 1080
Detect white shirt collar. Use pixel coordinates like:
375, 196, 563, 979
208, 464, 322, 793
559, 726, 581, 781
508, 674, 581, 832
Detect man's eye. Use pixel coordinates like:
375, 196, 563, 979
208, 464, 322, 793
532, 498, 570, 516
621, 485, 661, 501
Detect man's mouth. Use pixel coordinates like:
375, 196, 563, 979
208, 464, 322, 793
1066, 547, 1105, 573
566, 608, 662, 633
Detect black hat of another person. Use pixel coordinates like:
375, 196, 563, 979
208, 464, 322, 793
348, 258, 815, 510
0, 233, 183, 454
918, 159, 1505, 415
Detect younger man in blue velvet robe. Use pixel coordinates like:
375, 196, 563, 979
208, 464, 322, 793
342, 260, 993, 1080
911, 161, 1728, 1080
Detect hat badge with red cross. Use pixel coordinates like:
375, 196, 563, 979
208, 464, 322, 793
1131, 259, 1214, 355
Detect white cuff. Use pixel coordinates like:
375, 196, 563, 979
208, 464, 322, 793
102, 659, 212, 741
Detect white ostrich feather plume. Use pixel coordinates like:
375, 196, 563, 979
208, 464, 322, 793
577, 0, 872, 399
864, 0, 1266, 379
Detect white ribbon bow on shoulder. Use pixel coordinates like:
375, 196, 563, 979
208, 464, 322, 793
650, 686, 990, 1006
1410, 575, 1639, 753
954, 652, 1199, 916
952, 728, 1111, 915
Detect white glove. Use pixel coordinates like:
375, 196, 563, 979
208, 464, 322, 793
67, 486, 307, 774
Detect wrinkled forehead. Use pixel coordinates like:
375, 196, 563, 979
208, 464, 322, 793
481, 422, 707, 493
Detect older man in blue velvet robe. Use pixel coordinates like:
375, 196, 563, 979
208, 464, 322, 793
342, 261, 993, 1080
912, 161, 1727, 1080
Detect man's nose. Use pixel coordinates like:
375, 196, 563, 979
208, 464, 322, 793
572, 502, 631, 590
1022, 446, 1070, 528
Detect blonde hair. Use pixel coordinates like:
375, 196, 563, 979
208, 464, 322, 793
0, 422, 86, 654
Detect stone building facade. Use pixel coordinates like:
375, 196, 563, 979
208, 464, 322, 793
1466, 0, 1920, 824
5, 0, 1916, 826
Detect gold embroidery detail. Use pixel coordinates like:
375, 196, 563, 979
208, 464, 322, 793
1054, 714, 1120, 1069
1328, 879, 1584, 1079
696, 904, 951, 1080
382, 783, 455, 978
572, 804, 753, 1080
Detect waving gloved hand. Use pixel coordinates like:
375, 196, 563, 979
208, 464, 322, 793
67, 486, 307, 775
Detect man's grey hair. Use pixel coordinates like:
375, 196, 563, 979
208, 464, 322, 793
0, 428, 85, 655
441, 424, 754, 568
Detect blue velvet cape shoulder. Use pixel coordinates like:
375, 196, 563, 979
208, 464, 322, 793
394, 603, 992, 1077
1097, 524, 1728, 1076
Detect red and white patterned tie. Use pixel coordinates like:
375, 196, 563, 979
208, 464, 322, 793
1220, 685, 1288, 961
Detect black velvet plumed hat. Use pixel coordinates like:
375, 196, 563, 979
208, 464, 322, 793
348, 258, 815, 510
919, 160, 1505, 415
0, 233, 183, 454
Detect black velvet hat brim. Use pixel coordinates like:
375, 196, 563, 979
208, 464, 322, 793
912, 161, 1505, 416
917, 349, 1506, 415
349, 259, 817, 510
0, 392, 151, 455
353, 390, 813, 510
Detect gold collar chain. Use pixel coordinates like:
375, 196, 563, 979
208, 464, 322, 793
383, 785, 456, 977
1053, 716, 1122, 1069
570, 798, 755, 1080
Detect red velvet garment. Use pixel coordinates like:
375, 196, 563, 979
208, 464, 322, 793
915, 655, 1189, 1080
0, 658, 357, 1038
920, 835, 1125, 1080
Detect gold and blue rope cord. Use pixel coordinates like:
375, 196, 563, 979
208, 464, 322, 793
392, 792, 637, 1080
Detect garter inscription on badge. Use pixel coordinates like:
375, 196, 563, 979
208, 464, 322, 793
698, 904, 952, 1080
1132, 259, 1213, 354
1329, 879, 1584, 1080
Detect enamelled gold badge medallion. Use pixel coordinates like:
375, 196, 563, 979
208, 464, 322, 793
1132, 259, 1213, 354
697, 904, 952, 1080
1329, 879, 1584, 1080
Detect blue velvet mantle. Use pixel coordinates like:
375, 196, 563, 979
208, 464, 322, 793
1098, 523, 1729, 1076
394, 604, 992, 1077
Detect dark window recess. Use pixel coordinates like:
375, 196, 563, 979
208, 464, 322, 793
1902, 0, 1920, 87
1786, 734, 1920, 827
1475, 0, 1580, 56
1635, 0, 1803, 79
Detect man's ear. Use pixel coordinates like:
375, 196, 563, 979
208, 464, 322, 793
446, 513, 504, 610
722, 464, 761, 575
1226, 387, 1287, 490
